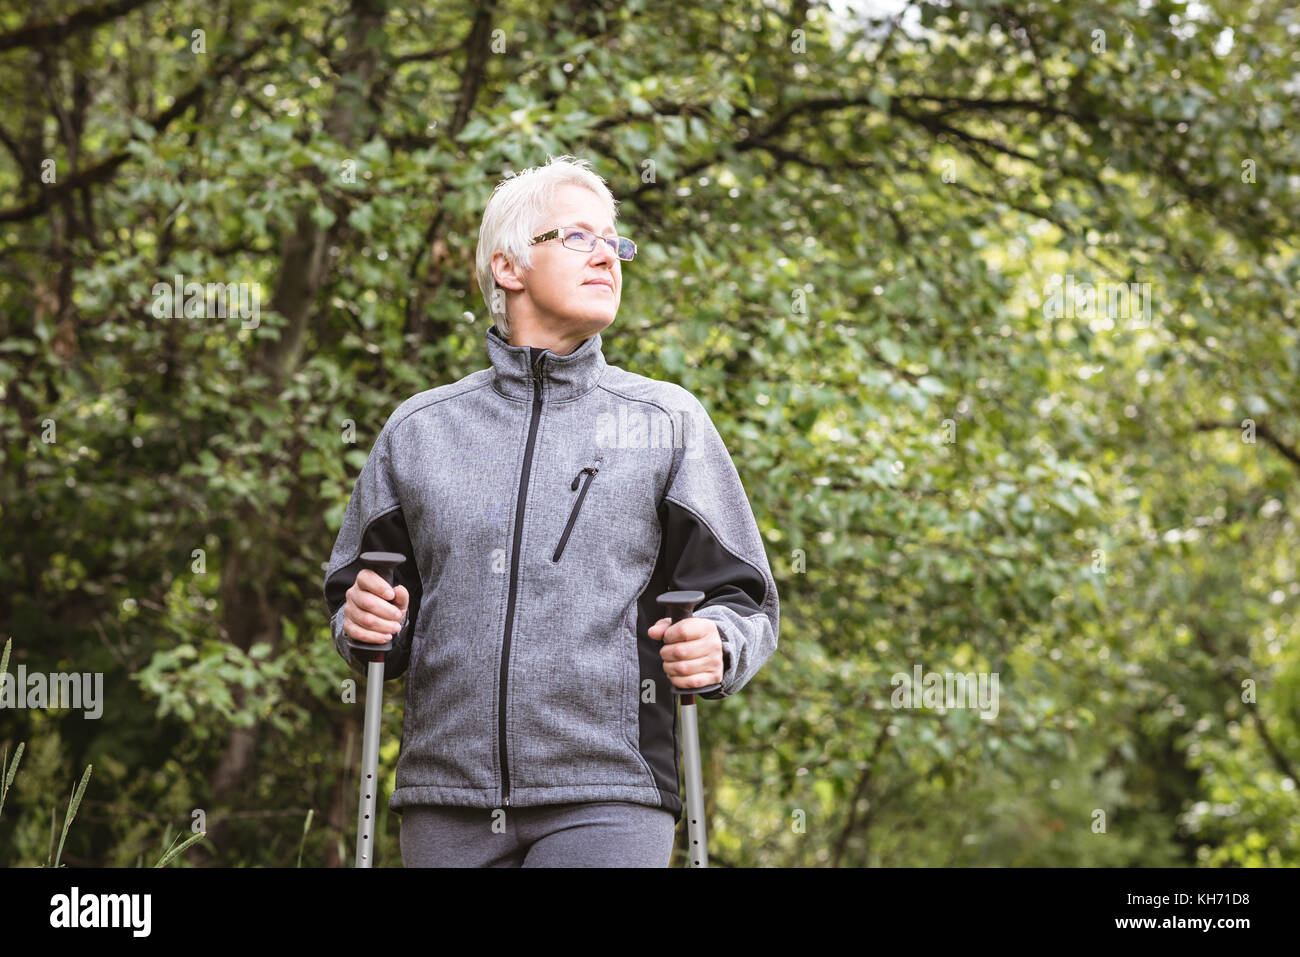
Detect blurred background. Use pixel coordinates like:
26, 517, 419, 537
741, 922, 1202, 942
0, 0, 1297, 867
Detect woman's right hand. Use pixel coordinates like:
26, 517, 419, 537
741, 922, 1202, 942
344, 569, 409, 643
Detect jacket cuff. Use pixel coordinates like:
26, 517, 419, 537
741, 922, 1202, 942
700, 619, 735, 701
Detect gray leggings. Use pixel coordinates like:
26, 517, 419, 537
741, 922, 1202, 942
399, 801, 677, 867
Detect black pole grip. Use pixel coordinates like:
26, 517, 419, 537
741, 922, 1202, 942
347, 551, 408, 661
656, 590, 722, 699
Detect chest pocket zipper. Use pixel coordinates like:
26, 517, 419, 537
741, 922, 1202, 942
552, 463, 600, 562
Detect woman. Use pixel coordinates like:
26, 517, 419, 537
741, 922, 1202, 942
323, 155, 779, 866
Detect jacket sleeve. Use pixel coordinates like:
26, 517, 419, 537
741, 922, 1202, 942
323, 422, 422, 682
658, 391, 779, 700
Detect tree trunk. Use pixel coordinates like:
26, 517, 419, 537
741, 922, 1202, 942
200, 0, 389, 862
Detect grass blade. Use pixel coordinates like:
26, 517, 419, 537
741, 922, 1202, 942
53, 764, 92, 868
157, 828, 180, 861
46, 806, 56, 867
297, 808, 314, 868
0, 741, 24, 820
155, 830, 207, 867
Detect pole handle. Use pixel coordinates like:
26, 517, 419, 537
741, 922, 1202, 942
347, 551, 407, 661
656, 590, 722, 699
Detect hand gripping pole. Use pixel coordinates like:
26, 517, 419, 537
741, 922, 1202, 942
657, 590, 722, 868
347, 550, 407, 868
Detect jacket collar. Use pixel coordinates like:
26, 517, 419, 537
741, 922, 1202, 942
485, 323, 608, 402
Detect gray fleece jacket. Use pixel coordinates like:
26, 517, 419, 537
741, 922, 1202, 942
323, 324, 779, 821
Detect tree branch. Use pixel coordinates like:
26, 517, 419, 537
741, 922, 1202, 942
830, 722, 891, 867
0, 0, 156, 54
1192, 624, 1299, 788
1195, 420, 1300, 476
0, 31, 276, 223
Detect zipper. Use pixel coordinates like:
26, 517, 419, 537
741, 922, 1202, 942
552, 463, 599, 562
498, 351, 546, 808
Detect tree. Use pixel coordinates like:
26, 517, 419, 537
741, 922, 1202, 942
1, 0, 1295, 866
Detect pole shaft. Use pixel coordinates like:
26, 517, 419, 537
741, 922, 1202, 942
354, 657, 386, 867
680, 698, 708, 867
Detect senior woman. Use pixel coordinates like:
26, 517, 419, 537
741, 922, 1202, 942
324, 155, 779, 867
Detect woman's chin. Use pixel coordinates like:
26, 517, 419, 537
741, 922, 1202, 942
559, 310, 616, 328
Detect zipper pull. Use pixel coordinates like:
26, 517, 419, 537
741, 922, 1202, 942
570, 465, 599, 490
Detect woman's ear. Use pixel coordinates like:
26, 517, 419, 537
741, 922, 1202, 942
491, 250, 525, 291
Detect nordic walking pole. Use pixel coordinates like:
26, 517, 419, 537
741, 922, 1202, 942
347, 550, 407, 868
657, 590, 722, 868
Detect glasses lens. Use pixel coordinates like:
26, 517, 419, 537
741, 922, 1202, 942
563, 228, 594, 251
560, 228, 632, 260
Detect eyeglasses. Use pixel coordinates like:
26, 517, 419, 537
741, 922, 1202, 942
530, 226, 636, 261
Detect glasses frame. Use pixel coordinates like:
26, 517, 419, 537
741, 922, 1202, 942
530, 226, 636, 262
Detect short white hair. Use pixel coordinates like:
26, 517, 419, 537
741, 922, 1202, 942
474, 154, 619, 339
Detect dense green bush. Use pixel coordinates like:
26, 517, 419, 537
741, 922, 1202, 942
1, 0, 1296, 866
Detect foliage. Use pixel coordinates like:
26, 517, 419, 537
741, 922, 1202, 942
0, 0, 1296, 866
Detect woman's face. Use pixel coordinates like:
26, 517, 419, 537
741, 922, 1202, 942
495, 183, 623, 335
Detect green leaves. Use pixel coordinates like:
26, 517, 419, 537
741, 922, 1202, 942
346, 203, 374, 233
129, 116, 157, 141
310, 204, 337, 230
137, 639, 291, 737
0, 0, 1295, 869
